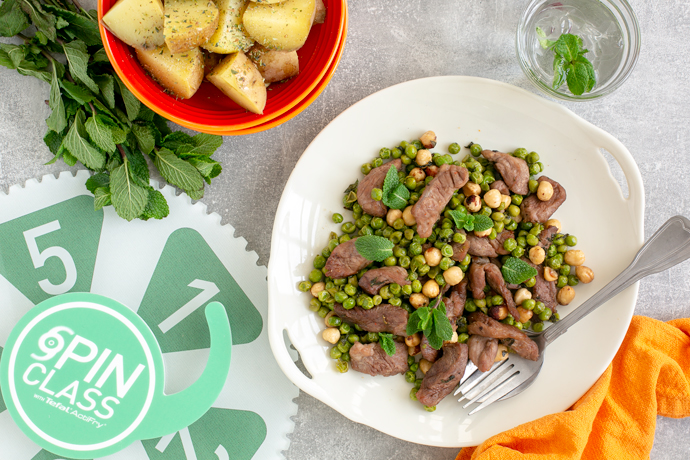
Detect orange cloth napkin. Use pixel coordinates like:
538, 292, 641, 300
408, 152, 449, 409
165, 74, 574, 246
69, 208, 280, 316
457, 316, 690, 460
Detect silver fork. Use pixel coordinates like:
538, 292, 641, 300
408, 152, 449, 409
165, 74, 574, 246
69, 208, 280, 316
454, 215, 690, 415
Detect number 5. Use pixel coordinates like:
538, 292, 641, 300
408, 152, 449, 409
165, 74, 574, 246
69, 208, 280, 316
23, 221, 77, 295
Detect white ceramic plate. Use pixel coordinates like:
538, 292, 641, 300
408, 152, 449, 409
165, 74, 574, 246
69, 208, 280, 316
267, 76, 644, 447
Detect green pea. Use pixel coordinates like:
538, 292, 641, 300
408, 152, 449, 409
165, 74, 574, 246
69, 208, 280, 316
529, 163, 542, 176
344, 284, 357, 297
309, 269, 323, 283
547, 257, 561, 270
424, 405, 436, 412
317, 306, 330, 318
361, 163, 372, 175
370, 188, 383, 201
441, 244, 454, 258
527, 151, 540, 164
298, 281, 312, 292
568, 275, 580, 286
321, 247, 331, 258
513, 148, 528, 159
410, 388, 418, 401
557, 244, 568, 253
511, 194, 524, 206
470, 143, 482, 156
379, 147, 391, 159
399, 140, 409, 149
309, 298, 321, 311
371, 217, 385, 229
330, 347, 342, 360
399, 255, 411, 268
492, 295, 504, 306
526, 234, 539, 246
391, 147, 402, 159
401, 155, 411, 165
439, 257, 453, 271
534, 301, 545, 314
532, 322, 544, 332
317, 290, 332, 303
404, 177, 417, 189
372, 158, 383, 168
516, 236, 527, 248
524, 277, 536, 288
327, 316, 342, 327
411, 280, 422, 293
391, 231, 403, 244
336, 360, 348, 373
506, 204, 520, 217
566, 235, 578, 246
361, 297, 374, 309
489, 228, 497, 240
491, 211, 504, 222
458, 333, 469, 343
451, 233, 465, 244
404, 371, 416, 383
389, 283, 402, 296
522, 299, 536, 310
528, 180, 539, 193
334, 291, 348, 304
330, 213, 343, 224
547, 244, 558, 258
342, 222, 356, 234
510, 247, 524, 258
506, 219, 518, 231
559, 264, 571, 276
538, 307, 553, 322
502, 316, 514, 326
503, 238, 518, 252
313, 255, 326, 269
347, 334, 360, 344
446, 142, 460, 154
556, 275, 568, 288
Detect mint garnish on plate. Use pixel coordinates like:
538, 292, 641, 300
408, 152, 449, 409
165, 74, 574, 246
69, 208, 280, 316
382, 165, 409, 210
354, 235, 394, 261
379, 332, 397, 356
536, 28, 596, 96
406, 299, 453, 350
501, 257, 538, 285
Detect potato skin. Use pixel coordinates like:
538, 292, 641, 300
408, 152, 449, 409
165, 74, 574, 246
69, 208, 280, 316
206, 51, 267, 114
136, 45, 204, 99
164, 0, 220, 54
247, 44, 299, 83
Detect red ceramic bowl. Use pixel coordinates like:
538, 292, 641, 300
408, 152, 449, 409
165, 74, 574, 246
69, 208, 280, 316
98, 0, 347, 134
212, 13, 347, 136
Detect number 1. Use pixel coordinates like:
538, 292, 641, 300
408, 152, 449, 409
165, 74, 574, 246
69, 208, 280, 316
158, 279, 220, 333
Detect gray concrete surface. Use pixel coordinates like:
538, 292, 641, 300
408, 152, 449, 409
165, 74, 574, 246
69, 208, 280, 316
1, 0, 689, 459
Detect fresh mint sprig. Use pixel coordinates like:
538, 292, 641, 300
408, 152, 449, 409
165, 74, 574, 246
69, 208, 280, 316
501, 257, 538, 285
354, 235, 394, 262
536, 28, 596, 96
448, 208, 493, 233
406, 298, 453, 350
382, 165, 409, 210
0, 0, 224, 221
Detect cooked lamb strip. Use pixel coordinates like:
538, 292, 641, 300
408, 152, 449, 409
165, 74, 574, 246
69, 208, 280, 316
468, 257, 490, 299
523, 258, 558, 313
357, 159, 403, 217
538, 225, 559, 249
412, 164, 469, 238
483, 263, 521, 320
334, 303, 408, 336
468, 335, 499, 372
350, 341, 409, 377
490, 230, 515, 256
324, 238, 371, 279
416, 343, 469, 407
420, 335, 439, 363
481, 150, 530, 195
358, 266, 411, 295
451, 239, 471, 262
467, 233, 499, 257
467, 312, 539, 361
445, 277, 468, 324
520, 176, 567, 223
490, 180, 510, 196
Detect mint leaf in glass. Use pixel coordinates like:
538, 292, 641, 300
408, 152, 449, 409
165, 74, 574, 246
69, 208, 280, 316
473, 214, 494, 232
501, 257, 538, 285
542, 32, 597, 96
379, 332, 396, 357
536, 27, 557, 49
354, 235, 394, 262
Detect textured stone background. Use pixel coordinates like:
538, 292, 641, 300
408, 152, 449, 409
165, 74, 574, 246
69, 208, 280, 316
1, 0, 689, 459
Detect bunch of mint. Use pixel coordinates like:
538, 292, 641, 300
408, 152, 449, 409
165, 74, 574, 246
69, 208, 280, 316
0, 0, 223, 221
537, 28, 596, 96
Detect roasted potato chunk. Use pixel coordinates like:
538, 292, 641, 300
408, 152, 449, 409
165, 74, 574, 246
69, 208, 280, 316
136, 45, 204, 99
206, 51, 267, 114
242, 0, 316, 51
101, 0, 165, 50
164, 0, 220, 54
247, 44, 299, 83
202, 0, 254, 54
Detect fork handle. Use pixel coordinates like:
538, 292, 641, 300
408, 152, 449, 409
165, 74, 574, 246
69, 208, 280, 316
543, 216, 690, 346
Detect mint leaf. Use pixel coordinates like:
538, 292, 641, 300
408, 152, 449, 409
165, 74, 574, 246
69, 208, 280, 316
63, 109, 106, 170
548, 33, 596, 95
153, 148, 205, 194
501, 257, 538, 285
0, 0, 30, 37
406, 307, 427, 335
46, 64, 66, 133
433, 304, 453, 342
115, 75, 141, 120
62, 150, 78, 166
449, 208, 475, 231
19, 0, 56, 41
354, 235, 394, 262
553, 33, 581, 62
43, 129, 64, 156
552, 55, 567, 90
85, 172, 110, 193
536, 27, 557, 49
62, 39, 98, 92
189, 133, 223, 155
162, 131, 194, 150
188, 156, 222, 184
94, 74, 116, 109
60, 80, 94, 105
473, 214, 493, 232
85, 114, 116, 153
110, 159, 148, 221
131, 122, 157, 155
140, 188, 169, 220
44, 5, 101, 46
93, 186, 111, 211
379, 332, 396, 357
386, 183, 410, 209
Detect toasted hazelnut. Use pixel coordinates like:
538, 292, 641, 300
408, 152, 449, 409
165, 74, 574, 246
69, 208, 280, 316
557, 285, 576, 305
544, 266, 558, 281
517, 306, 533, 323
409, 293, 429, 309
386, 208, 403, 227
489, 305, 509, 321
474, 227, 492, 237
465, 194, 482, 212
495, 344, 509, 362
576, 265, 594, 283
537, 181, 554, 201
484, 189, 502, 208
424, 247, 442, 266
409, 167, 426, 182
529, 246, 546, 265
545, 219, 562, 232
564, 250, 585, 266
405, 333, 421, 347
322, 327, 340, 344
443, 266, 465, 286
463, 182, 481, 197
419, 131, 437, 149
426, 165, 439, 177
415, 149, 432, 166
402, 206, 416, 226
419, 358, 433, 374
422, 280, 440, 298
514, 287, 532, 306
310, 282, 325, 297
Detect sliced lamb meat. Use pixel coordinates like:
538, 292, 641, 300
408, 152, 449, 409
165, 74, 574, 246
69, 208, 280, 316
539, 225, 559, 248
356, 159, 403, 217
491, 230, 515, 256
468, 258, 489, 299
467, 312, 539, 361
358, 266, 411, 295
481, 150, 529, 195
484, 263, 520, 320
324, 238, 371, 279
490, 180, 510, 196
411, 164, 469, 238
451, 239, 471, 262
523, 258, 558, 313
468, 335, 499, 372
520, 176, 567, 223
445, 277, 468, 324
416, 342, 468, 407
334, 303, 408, 336
420, 335, 439, 363
467, 234, 498, 257
350, 341, 408, 377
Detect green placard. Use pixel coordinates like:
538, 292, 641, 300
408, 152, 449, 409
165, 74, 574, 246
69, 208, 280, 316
142, 408, 266, 460
0, 346, 5, 414
0, 196, 103, 304
137, 228, 262, 352
32, 450, 86, 460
